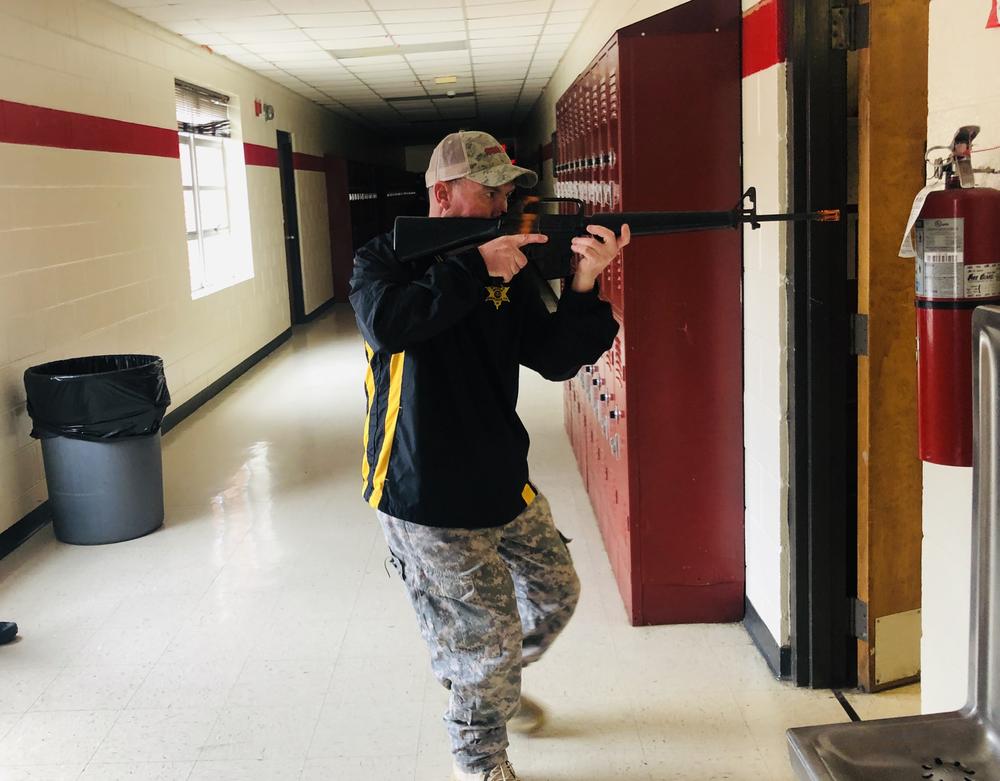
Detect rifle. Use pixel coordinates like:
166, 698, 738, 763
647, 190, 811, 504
393, 187, 840, 279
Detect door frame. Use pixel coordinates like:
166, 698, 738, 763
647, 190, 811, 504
787, 0, 856, 689
277, 130, 306, 324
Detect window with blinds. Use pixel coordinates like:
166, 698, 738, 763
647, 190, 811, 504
175, 79, 249, 296
175, 79, 231, 137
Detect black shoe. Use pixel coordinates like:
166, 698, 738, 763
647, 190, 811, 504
0, 622, 17, 645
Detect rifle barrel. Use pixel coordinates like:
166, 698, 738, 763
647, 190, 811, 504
580, 210, 739, 236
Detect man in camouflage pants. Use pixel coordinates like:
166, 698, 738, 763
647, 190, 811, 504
351, 130, 629, 781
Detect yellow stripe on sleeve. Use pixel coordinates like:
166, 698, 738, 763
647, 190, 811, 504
522, 483, 536, 505
360, 342, 375, 490
368, 351, 405, 509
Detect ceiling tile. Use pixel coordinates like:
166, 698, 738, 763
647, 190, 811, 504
228, 28, 312, 44
222, 52, 272, 68
244, 41, 324, 54
539, 33, 575, 43
317, 36, 395, 49
475, 73, 528, 82
289, 11, 380, 27
466, 0, 551, 17
304, 25, 388, 39
470, 37, 538, 49
368, 0, 461, 8
404, 50, 470, 62
278, 63, 342, 75
466, 13, 548, 28
384, 21, 466, 34
543, 22, 581, 34
547, 8, 590, 22
468, 26, 542, 39
263, 50, 334, 61
378, 8, 464, 22
390, 32, 467, 46
309, 72, 361, 82
472, 50, 535, 60
204, 15, 294, 33
270, 0, 370, 10
109, 0, 585, 132
210, 43, 250, 55
338, 53, 408, 66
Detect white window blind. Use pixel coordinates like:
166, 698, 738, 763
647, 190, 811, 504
175, 79, 231, 137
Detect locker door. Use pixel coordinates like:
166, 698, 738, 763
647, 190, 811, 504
618, 0, 744, 623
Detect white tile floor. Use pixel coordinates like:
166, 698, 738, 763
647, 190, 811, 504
0, 305, 920, 780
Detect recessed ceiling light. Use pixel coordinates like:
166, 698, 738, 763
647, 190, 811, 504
329, 40, 468, 59
434, 75, 458, 84
385, 91, 475, 102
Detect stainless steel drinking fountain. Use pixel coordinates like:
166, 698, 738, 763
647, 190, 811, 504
787, 305, 1000, 781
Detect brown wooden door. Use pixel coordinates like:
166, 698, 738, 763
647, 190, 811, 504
855, 0, 929, 691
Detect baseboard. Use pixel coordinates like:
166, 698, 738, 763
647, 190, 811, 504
302, 296, 337, 323
0, 501, 52, 560
1, 327, 293, 560
744, 596, 792, 679
161, 328, 292, 434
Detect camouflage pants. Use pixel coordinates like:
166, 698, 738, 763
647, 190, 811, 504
378, 493, 580, 773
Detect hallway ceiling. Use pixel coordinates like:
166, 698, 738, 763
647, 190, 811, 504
111, 0, 596, 140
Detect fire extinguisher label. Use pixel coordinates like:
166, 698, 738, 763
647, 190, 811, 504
916, 218, 964, 298
966, 263, 1000, 298
916, 218, 1000, 299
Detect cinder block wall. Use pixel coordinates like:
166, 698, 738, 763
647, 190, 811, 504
0, 0, 397, 535
921, 0, 1000, 714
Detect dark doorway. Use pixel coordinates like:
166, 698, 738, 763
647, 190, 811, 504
277, 130, 306, 324
788, 0, 856, 688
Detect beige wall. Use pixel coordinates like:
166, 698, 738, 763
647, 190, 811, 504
0, 0, 398, 535
921, 0, 1000, 714
742, 58, 791, 647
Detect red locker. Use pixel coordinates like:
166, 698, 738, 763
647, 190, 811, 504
558, 0, 744, 625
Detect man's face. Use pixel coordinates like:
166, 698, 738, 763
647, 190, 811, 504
445, 178, 515, 218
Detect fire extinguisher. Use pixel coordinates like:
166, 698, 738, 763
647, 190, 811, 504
912, 126, 1000, 466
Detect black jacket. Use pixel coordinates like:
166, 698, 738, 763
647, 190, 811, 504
349, 231, 619, 529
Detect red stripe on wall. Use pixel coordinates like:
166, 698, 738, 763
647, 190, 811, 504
243, 142, 279, 167
742, 0, 786, 78
0, 103, 332, 172
243, 144, 325, 171
293, 152, 325, 172
0, 100, 179, 158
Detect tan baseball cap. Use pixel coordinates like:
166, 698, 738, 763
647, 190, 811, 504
425, 130, 538, 189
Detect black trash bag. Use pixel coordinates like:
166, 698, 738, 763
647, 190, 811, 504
23, 355, 171, 441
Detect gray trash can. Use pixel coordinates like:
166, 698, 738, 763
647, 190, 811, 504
40, 433, 164, 545
24, 355, 171, 546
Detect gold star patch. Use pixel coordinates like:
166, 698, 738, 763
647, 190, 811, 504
485, 285, 511, 309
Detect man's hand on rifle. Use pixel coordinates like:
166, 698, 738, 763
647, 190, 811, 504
479, 233, 549, 283
570, 224, 631, 293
